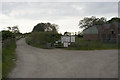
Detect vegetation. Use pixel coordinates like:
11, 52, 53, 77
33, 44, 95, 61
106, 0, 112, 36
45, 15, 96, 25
2, 30, 18, 78
2, 39, 16, 78
26, 22, 61, 48
79, 16, 120, 30
2, 30, 15, 41
79, 16, 107, 29
7, 25, 20, 33
0, 31, 1, 41
32, 22, 58, 33
26, 32, 61, 48
65, 37, 118, 50
0, 32, 1, 79
64, 32, 71, 36
107, 17, 120, 23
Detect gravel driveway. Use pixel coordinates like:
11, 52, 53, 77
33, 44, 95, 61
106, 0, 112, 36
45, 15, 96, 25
8, 38, 118, 78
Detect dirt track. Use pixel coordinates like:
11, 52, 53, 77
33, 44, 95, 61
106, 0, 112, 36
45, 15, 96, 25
9, 38, 118, 78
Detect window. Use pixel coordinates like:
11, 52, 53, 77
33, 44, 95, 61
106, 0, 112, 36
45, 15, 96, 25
111, 31, 114, 34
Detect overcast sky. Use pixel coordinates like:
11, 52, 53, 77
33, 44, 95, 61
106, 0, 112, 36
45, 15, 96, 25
0, 2, 118, 33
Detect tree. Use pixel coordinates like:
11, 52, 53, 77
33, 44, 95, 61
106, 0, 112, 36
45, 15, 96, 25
7, 27, 12, 31
64, 32, 71, 36
2, 30, 15, 40
7, 26, 20, 33
11, 26, 20, 33
32, 22, 58, 33
107, 17, 120, 23
79, 16, 107, 29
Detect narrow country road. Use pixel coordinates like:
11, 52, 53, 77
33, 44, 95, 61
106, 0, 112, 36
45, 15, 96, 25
9, 38, 118, 78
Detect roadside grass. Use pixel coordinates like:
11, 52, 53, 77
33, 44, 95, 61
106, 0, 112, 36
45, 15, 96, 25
0, 32, 2, 79
0, 45, 2, 79
2, 39, 16, 78
65, 37, 119, 50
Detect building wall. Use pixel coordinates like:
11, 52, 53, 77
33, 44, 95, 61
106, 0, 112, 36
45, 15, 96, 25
99, 23, 119, 43
83, 22, 120, 43
83, 34, 99, 40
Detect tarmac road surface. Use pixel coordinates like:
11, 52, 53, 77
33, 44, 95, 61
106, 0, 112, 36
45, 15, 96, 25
8, 38, 118, 78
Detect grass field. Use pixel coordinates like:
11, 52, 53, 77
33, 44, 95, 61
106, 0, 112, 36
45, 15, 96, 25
65, 37, 118, 50
2, 39, 16, 78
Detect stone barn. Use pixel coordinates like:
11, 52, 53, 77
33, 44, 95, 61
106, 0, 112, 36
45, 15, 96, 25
83, 22, 120, 43
82, 25, 101, 41
99, 22, 120, 43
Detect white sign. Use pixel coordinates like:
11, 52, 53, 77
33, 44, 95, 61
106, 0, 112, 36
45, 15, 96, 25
64, 42, 68, 47
61, 36, 70, 43
61, 36, 75, 43
71, 36, 75, 42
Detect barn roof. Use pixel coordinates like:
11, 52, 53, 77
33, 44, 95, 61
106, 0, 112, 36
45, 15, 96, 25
82, 22, 120, 35
82, 25, 100, 34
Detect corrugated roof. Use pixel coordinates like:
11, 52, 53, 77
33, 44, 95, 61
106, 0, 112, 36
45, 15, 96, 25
83, 25, 99, 34
83, 22, 120, 35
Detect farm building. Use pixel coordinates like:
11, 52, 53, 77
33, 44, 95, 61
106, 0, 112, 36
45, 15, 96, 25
82, 25, 101, 40
82, 22, 120, 43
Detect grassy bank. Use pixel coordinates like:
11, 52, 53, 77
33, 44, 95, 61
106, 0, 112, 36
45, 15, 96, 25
65, 37, 118, 50
2, 39, 16, 78
26, 32, 61, 49
0, 45, 2, 79
0, 32, 1, 79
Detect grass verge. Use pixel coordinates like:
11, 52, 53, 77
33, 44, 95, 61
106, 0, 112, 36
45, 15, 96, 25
2, 39, 16, 78
65, 37, 119, 50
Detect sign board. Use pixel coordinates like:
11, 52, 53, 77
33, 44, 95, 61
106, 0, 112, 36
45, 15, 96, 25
61, 36, 75, 47
64, 42, 68, 47
71, 36, 75, 42
61, 36, 75, 43
61, 36, 70, 43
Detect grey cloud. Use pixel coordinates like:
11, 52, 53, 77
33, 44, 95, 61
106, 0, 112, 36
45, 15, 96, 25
2, 2, 118, 20
1, 2, 118, 33
2, 0, 120, 2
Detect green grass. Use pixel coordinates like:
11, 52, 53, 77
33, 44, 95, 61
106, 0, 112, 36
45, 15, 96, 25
65, 37, 119, 50
2, 39, 16, 78
0, 45, 2, 79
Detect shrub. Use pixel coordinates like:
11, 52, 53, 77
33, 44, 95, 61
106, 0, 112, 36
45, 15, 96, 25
2, 31, 15, 41
1, 30, 16, 78
26, 32, 61, 48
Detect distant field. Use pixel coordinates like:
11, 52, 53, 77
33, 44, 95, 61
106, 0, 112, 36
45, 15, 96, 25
65, 37, 119, 50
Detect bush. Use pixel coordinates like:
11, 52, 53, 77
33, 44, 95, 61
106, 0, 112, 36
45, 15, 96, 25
0, 32, 2, 41
26, 32, 61, 48
1, 30, 16, 78
2, 31, 15, 41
